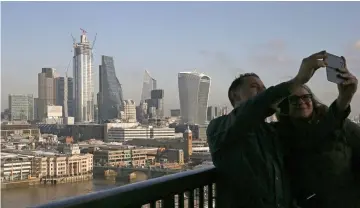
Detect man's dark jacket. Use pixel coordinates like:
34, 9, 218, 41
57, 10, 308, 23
206, 82, 348, 208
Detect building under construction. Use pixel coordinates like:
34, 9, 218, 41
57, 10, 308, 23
72, 28, 96, 123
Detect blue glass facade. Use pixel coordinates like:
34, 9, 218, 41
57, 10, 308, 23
98, 56, 124, 122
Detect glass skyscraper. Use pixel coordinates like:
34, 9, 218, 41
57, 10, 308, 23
141, 70, 157, 102
178, 71, 211, 125
73, 33, 94, 122
98, 55, 124, 122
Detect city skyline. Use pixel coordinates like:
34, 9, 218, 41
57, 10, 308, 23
2, 2, 360, 116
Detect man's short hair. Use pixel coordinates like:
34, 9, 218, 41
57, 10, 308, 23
228, 73, 260, 106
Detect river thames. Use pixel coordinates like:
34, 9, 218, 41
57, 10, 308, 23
1, 178, 129, 208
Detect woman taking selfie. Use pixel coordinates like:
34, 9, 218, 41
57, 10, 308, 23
276, 83, 360, 208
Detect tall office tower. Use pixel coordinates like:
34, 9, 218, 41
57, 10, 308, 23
150, 89, 164, 118
38, 68, 57, 120
178, 71, 211, 125
98, 55, 124, 122
9, 94, 34, 121
141, 70, 157, 102
220, 106, 228, 116
56, 77, 68, 117
94, 104, 99, 123
73, 32, 94, 122
67, 77, 74, 117
207, 106, 213, 121
56, 76, 74, 117
136, 101, 148, 122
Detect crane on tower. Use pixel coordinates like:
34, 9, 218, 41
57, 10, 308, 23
80, 28, 87, 35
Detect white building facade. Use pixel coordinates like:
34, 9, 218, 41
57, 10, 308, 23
104, 123, 176, 142
122, 100, 136, 122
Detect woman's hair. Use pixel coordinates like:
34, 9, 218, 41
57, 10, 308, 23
277, 84, 328, 122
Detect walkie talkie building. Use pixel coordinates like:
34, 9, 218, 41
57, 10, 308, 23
178, 71, 211, 125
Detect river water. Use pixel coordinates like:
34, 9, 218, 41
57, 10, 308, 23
1, 178, 129, 208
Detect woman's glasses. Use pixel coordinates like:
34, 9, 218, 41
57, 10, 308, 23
288, 94, 313, 105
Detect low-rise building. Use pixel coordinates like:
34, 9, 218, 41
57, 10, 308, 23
1, 153, 34, 181
93, 148, 147, 167
1, 123, 40, 139
1, 150, 93, 180
105, 123, 176, 142
32, 153, 93, 178
62, 144, 81, 155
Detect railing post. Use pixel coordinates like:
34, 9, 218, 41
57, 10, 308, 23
208, 184, 213, 208
188, 190, 195, 208
162, 195, 175, 208
215, 183, 220, 208
178, 193, 185, 208
199, 186, 204, 208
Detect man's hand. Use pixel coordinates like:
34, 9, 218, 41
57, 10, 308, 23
294, 50, 327, 84
336, 56, 358, 110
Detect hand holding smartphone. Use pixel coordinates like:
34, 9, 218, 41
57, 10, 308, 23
325, 53, 346, 84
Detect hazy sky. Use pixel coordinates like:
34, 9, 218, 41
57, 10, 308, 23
1, 2, 360, 116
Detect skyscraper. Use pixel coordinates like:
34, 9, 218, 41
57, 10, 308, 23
150, 89, 164, 118
141, 70, 157, 102
37, 68, 57, 120
73, 32, 94, 122
9, 94, 34, 121
67, 77, 74, 117
98, 55, 124, 122
56, 76, 74, 117
178, 71, 211, 125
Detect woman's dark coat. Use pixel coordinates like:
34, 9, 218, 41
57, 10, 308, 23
276, 116, 360, 208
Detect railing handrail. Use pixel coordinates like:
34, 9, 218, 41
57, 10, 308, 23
30, 166, 217, 208
94, 166, 180, 171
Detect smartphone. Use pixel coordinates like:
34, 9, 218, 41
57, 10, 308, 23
325, 53, 345, 84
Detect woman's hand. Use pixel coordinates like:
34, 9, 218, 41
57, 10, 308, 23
336, 56, 358, 110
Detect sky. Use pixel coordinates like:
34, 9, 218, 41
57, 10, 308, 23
1, 2, 360, 116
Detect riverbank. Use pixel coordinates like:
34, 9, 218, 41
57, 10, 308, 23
40, 174, 93, 185
1, 174, 93, 189
1, 178, 40, 189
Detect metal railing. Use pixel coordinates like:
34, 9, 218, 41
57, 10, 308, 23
30, 166, 218, 208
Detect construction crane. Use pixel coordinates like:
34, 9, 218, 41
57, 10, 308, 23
80, 28, 87, 35
91, 32, 97, 62
63, 59, 72, 118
